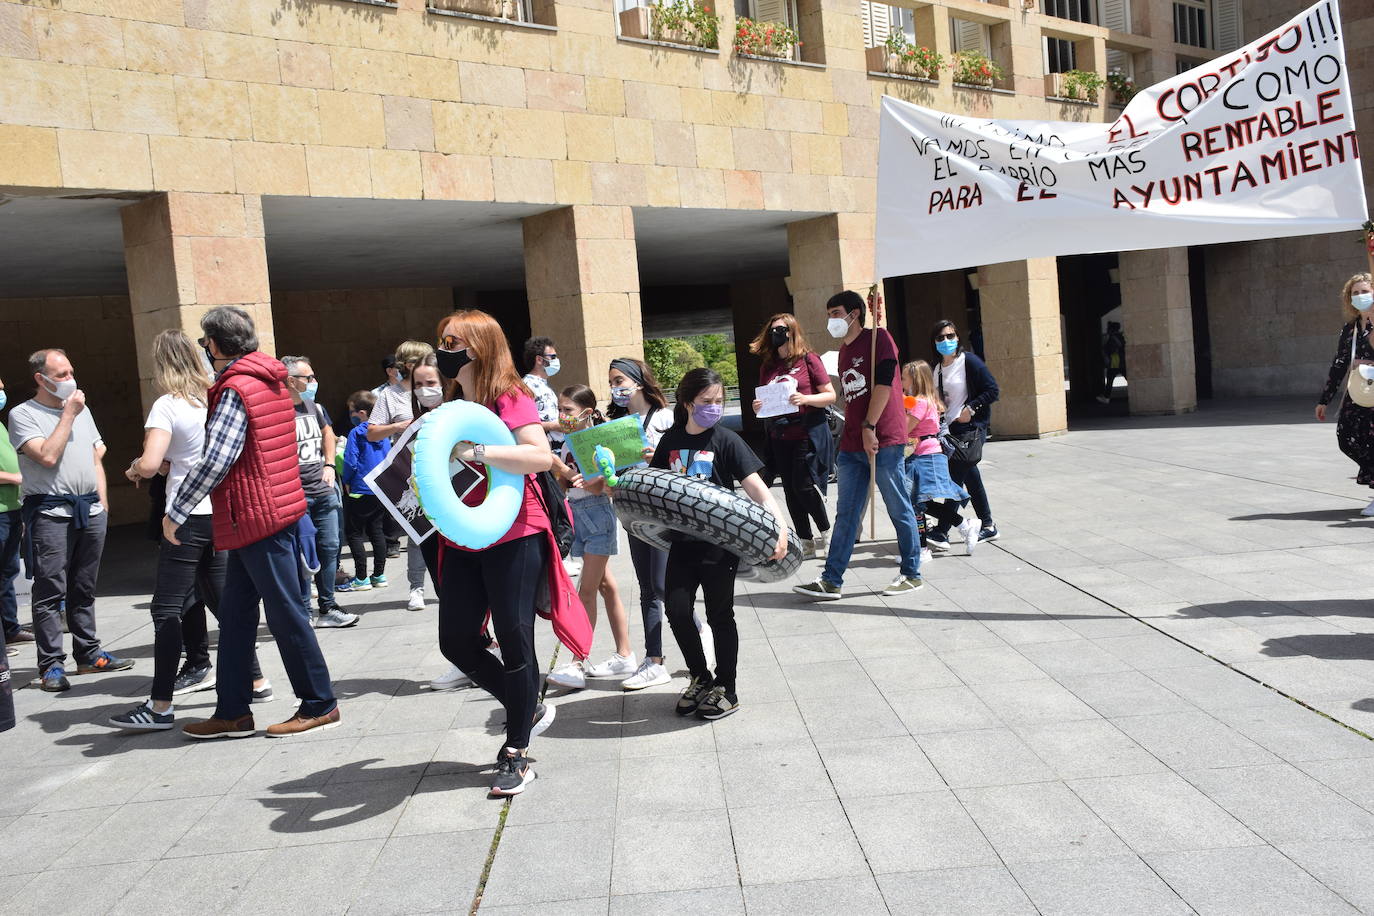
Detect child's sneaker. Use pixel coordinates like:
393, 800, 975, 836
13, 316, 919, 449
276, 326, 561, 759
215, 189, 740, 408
370, 574, 388, 588
958, 518, 979, 554
336, 577, 371, 593
920, 547, 934, 565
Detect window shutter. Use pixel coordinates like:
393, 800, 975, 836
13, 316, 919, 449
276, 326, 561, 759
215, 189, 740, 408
951, 18, 987, 53
752, 0, 790, 25
1106, 47, 1131, 75
1100, 0, 1128, 31
861, 1, 890, 46
1213, 0, 1240, 51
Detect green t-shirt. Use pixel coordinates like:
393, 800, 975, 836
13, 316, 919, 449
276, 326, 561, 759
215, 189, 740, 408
0, 422, 19, 513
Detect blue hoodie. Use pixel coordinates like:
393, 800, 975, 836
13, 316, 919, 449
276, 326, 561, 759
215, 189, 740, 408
343, 422, 391, 496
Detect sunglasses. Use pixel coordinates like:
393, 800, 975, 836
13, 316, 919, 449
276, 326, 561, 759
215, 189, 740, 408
438, 335, 463, 350
936, 332, 958, 341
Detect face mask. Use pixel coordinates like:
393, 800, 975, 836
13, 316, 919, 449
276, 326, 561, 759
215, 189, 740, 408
1354, 292, 1374, 311
0, 391, 7, 412
544, 357, 561, 377
416, 386, 444, 408
42, 374, 77, 400
936, 339, 959, 357
769, 326, 789, 348
610, 386, 635, 407
827, 316, 850, 339
302, 381, 319, 400
350, 414, 364, 428
202, 345, 217, 370
436, 347, 472, 378
692, 403, 723, 429
559, 410, 590, 433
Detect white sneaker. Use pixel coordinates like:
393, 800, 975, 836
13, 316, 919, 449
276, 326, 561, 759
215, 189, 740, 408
920, 547, 934, 565
622, 658, 670, 690
430, 664, 471, 690
1362, 498, 1374, 517
958, 518, 979, 554
407, 587, 426, 611
586, 653, 637, 678
546, 662, 586, 690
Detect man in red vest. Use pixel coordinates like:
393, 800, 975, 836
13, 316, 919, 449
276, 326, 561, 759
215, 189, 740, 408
165, 306, 340, 739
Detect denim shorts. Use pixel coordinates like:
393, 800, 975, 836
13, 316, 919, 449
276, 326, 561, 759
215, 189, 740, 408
570, 493, 619, 558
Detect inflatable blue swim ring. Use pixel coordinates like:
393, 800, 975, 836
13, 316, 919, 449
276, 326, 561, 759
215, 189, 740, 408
413, 401, 522, 550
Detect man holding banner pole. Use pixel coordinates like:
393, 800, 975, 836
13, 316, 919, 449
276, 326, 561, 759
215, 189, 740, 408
794, 291, 922, 601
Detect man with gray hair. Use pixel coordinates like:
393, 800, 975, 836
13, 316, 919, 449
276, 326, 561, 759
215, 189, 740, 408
171, 307, 340, 739
8, 349, 131, 691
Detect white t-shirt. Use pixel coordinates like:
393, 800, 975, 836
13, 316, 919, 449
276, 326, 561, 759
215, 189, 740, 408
639, 406, 674, 450
936, 355, 968, 430
146, 394, 212, 516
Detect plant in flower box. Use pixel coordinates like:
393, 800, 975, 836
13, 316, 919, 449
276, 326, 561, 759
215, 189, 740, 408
627, 0, 719, 48
1060, 68, 1105, 101
951, 50, 1002, 87
734, 15, 800, 58
871, 31, 941, 78
1106, 67, 1138, 104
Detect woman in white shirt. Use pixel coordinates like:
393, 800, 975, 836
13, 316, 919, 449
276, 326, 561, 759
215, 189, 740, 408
109, 330, 269, 731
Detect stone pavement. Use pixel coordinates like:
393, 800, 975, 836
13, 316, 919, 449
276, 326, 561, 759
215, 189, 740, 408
5, 396, 1374, 915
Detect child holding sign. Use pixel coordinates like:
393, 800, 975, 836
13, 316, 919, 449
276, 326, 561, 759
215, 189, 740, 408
545, 385, 636, 690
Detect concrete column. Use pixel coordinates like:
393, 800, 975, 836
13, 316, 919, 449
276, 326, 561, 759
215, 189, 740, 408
522, 205, 644, 400
786, 212, 875, 348
121, 192, 273, 411
977, 257, 1067, 438
1119, 247, 1196, 415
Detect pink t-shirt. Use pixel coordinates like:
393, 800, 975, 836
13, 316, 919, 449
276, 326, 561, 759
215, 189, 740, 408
906, 396, 942, 456
444, 388, 551, 552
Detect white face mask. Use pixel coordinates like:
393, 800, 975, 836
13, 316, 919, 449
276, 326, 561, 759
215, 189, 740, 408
827, 316, 850, 339
415, 386, 444, 408
544, 357, 561, 377
42, 374, 77, 400
1354, 292, 1374, 311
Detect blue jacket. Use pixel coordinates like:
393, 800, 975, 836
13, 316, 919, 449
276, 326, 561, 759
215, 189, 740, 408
343, 423, 390, 496
941, 352, 999, 432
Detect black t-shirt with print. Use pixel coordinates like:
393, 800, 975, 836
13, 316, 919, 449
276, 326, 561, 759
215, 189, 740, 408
293, 400, 333, 500
651, 423, 764, 492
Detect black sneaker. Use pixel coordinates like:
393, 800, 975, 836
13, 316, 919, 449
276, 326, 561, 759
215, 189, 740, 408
171, 664, 215, 696
977, 524, 1000, 543
109, 701, 174, 731
490, 747, 533, 796
676, 674, 715, 717
926, 531, 951, 553
696, 685, 739, 720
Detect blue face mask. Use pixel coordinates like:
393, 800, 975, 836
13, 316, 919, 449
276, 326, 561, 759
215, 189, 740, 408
0, 390, 7, 412
936, 339, 959, 356
610, 386, 635, 407
303, 381, 319, 400
350, 413, 363, 428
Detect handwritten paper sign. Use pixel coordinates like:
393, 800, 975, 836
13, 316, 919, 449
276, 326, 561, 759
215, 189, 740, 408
755, 377, 800, 418
875, 0, 1366, 277
566, 416, 650, 481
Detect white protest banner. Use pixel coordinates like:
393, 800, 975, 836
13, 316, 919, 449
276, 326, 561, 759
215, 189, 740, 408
876, 0, 1366, 278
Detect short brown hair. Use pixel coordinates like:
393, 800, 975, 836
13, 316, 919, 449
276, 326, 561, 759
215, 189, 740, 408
347, 389, 376, 412
27, 348, 65, 377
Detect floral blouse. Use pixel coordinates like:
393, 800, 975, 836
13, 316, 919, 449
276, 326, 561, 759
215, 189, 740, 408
1320, 319, 1374, 406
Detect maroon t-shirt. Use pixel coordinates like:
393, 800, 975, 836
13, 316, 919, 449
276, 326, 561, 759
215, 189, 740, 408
758, 351, 828, 441
837, 328, 906, 452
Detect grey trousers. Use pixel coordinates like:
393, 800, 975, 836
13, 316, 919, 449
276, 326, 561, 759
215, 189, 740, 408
30, 511, 106, 673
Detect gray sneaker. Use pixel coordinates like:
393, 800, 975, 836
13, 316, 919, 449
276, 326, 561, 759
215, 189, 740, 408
792, 579, 842, 601
314, 607, 360, 629
881, 575, 924, 597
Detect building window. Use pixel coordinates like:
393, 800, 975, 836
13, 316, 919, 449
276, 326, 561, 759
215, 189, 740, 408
1099, 0, 1130, 32
1176, 54, 1206, 73
1173, 0, 1207, 47
1044, 36, 1077, 73
1044, 0, 1093, 24
861, 2, 915, 48
950, 17, 990, 56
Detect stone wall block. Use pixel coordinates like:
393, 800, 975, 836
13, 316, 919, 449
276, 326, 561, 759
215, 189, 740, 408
317, 90, 386, 148
232, 141, 310, 195
202, 31, 281, 84
368, 148, 422, 198
459, 61, 528, 108
589, 162, 648, 206
526, 70, 587, 112
279, 40, 334, 89
123, 20, 206, 77
58, 129, 153, 190
653, 120, 697, 169
174, 76, 253, 140
612, 118, 654, 165
150, 136, 235, 192
383, 95, 435, 151
248, 83, 321, 145
420, 151, 495, 200
89, 68, 179, 135
493, 156, 556, 204
0, 58, 91, 129
189, 236, 271, 306
0, 4, 38, 60
307, 145, 374, 197
0, 124, 61, 186
565, 112, 617, 162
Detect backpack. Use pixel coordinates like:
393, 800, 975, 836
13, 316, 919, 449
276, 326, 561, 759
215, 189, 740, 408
532, 470, 575, 558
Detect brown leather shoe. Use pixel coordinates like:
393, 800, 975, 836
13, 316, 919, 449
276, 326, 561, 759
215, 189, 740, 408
183, 714, 255, 740
265, 705, 341, 738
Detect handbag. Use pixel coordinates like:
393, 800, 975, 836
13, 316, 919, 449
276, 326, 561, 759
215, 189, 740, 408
1347, 324, 1374, 408
943, 426, 984, 464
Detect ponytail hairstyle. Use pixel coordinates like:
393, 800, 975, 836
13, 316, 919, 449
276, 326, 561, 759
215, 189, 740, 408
606, 356, 668, 419
673, 366, 723, 428
902, 359, 944, 413
560, 384, 606, 427
393, 339, 434, 383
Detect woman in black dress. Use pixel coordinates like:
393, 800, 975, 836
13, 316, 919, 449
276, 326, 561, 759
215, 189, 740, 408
1316, 272, 1374, 514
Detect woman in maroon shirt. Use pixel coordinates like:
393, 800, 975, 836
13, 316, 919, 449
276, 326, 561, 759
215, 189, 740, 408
748, 313, 836, 558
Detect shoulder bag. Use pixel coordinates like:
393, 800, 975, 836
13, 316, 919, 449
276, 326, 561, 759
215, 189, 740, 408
1347, 323, 1374, 408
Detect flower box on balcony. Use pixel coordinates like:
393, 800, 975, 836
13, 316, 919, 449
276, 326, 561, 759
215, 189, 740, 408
865, 45, 939, 79
430, 0, 522, 19
618, 3, 718, 48
1045, 70, 1104, 103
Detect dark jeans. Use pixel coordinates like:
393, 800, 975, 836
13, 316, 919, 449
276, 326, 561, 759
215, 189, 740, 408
345, 494, 388, 581
301, 489, 341, 612
771, 435, 830, 541
626, 532, 666, 660
30, 510, 106, 673
438, 534, 546, 749
665, 538, 740, 691
215, 526, 336, 720
0, 509, 21, 636
152, 515, 261, 702
928, 461, 993, 533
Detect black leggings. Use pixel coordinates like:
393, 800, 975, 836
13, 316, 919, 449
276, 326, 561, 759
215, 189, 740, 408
772, 436, 829, 541
150, 514, 261, 702
437, 533, 546, 749
345, 494, 388, 580
928, 460, 992, 533
665, 538, 740, 692
627, 532, 666, 660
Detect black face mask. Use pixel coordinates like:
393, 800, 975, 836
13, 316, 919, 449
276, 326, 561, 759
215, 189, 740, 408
769, 326, 789, 348
435, 347, 473, 379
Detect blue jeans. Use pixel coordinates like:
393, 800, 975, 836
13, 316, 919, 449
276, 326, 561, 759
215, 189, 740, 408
301, 489, 341, 612
216, 526, 336, 720
821, 446, 921, 587
0, 509, 21, 635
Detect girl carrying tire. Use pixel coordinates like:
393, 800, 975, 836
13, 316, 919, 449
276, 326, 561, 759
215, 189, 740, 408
433, 309, 557, 797
650, 368, 788, 720
605, 357, 676, 691
545, 385, 636, 689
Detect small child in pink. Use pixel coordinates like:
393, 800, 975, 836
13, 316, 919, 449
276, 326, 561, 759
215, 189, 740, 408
902, 360, 970, 556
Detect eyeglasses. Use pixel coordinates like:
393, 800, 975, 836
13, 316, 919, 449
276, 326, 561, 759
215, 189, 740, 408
291, 374, 317, 382
438, 335, 463, 351
936, 333, 958, 341
544, 353, 558, 360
